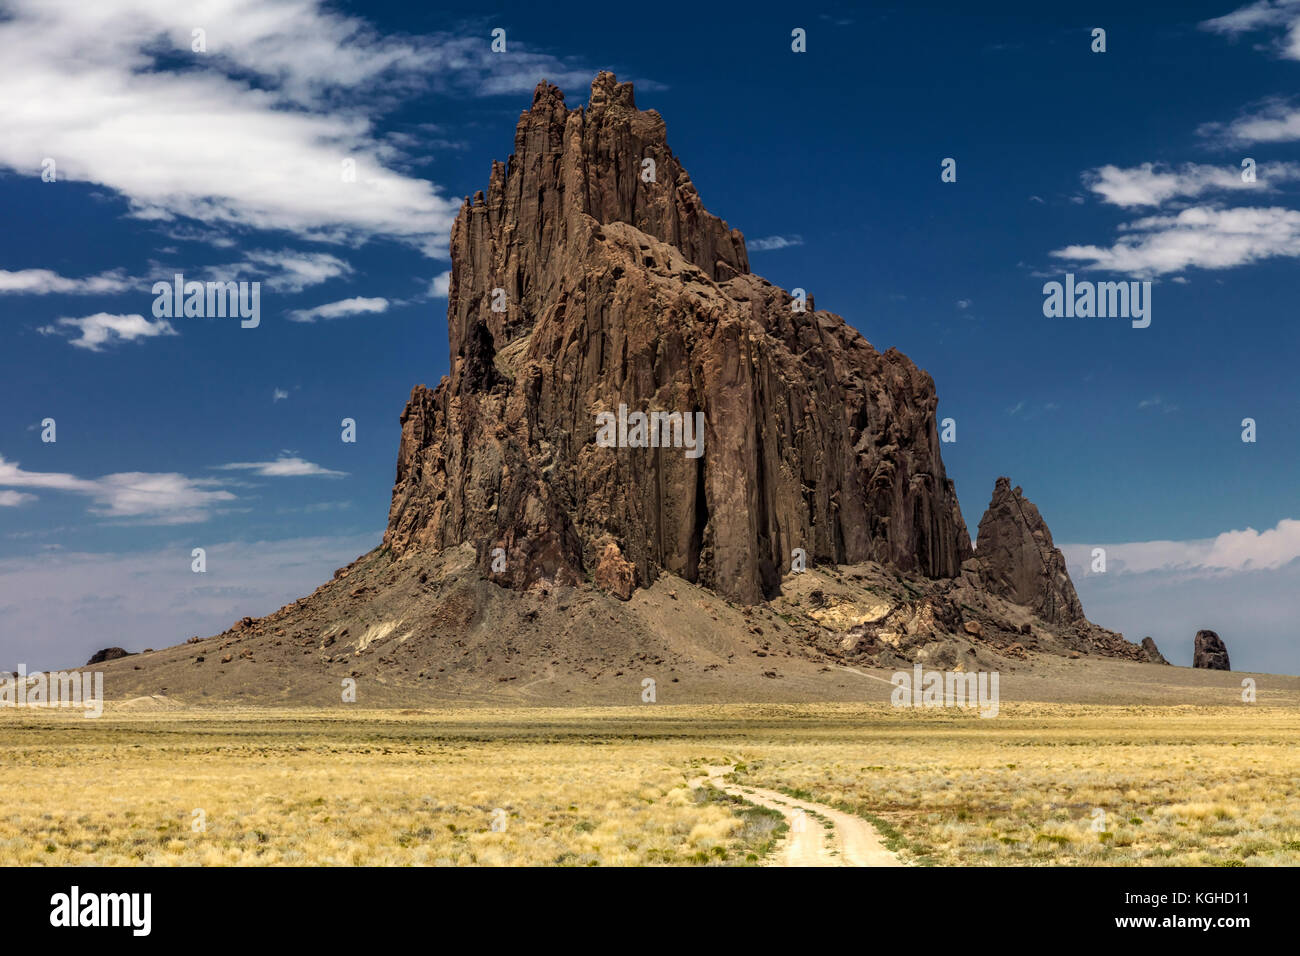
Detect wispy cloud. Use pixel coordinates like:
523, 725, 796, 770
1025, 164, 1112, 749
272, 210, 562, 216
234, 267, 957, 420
1203, 96, 1300, 145
1083, 161, 1300, 206
0, 491, 37, 507
0, 455, 234, 524
1201, 0, 1300, 60
748, 234, 804, 252
37, 313, 178, 351
215, 456, 346, 478
223, 250, 353, 293
0, 268, 134, 295
273, 388, 289, 403
287, 296, 388, 323
1051, 205, 1300, 276
1137, 396, 1180, 412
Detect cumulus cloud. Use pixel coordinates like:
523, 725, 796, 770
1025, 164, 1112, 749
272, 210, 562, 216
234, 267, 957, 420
0, 455, 234, 523
287, 296, 388, 322
0, 1, 657, 259
1063, 515, 1300, 577
0, 269, 134, 295
37, 313, 178, 351
0, 1, 454, 256
1051, 205, 1300, 276
215, 456, 346, 478
1083, 161, 1300, 206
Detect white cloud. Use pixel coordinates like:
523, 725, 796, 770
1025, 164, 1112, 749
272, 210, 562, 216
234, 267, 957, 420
215, 456, 346, 478
429, 270, 451, 299
1083, 161, 1300, 207
1063, 515, 1300, 577
0, 455, 234, 524
748, 235, 804, 251
0, 0, 461, 256
1051, 205, 1300, 276
0, 2, 653, 259
1201, 0, 1300, 59
956, 299, 971, 310
287, 296, 389, 323
1137, 396, 1179, 412
1203, 96, 1300, 145
273, 388, 289, 403
0, 268, 134, 295
38, 313, 178, 351
223, 250, 353, 293
0, 491, 36, 507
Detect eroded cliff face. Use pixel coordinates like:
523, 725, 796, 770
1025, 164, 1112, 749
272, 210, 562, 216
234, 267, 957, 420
383, 72, 973, 604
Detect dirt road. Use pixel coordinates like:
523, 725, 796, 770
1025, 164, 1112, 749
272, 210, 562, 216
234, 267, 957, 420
691, 765, 905, 867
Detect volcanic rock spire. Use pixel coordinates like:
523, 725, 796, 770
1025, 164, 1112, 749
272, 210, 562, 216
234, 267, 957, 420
1193, 630, 1231, 670
973, 477, 1085, 625
383, 72, 973, 603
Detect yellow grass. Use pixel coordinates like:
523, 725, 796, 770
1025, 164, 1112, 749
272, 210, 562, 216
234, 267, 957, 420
1, 702, 1296, 865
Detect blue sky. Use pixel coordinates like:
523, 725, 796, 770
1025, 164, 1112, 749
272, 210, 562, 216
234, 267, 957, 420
1, 0, 1297, 673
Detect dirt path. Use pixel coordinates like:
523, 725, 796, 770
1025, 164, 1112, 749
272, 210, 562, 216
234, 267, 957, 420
691, 765, 905, 867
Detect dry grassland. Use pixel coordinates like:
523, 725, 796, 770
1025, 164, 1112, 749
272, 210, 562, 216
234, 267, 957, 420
1, 702, 1295, 866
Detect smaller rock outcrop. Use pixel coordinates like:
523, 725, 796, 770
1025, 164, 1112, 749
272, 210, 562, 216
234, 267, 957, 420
1140, 636, 1169, 665
593, 537, 636, 601
85, 647, 130, 666
1193, 630, 1231, 670
973, 477, 1084, 624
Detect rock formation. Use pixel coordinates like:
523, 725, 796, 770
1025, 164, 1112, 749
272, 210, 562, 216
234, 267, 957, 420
1193, 630, 1231, 670
972, 477, 1084, 625
1141, 636, 1169, 665
85, 647, 130, 665
384, 72, 972, 604
97, 73, 1156, 705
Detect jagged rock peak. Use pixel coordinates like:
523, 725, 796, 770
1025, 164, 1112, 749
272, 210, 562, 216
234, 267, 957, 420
1141, 636, 1170, 665
383, 73, 973, 603
974, 477, 1085, 624
445, 72, 750, 364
